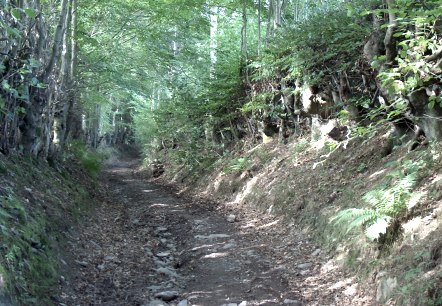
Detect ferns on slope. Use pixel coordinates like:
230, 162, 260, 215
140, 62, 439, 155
332, 165, 418, 241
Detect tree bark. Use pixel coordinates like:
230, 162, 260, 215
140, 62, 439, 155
384, 0, 398, 67
52, 0, 73, 156
65, 0, 83, 141
265, 0, 274, 46
241, 0, 250, 86
42, 0, 69, 82
257, 0, 262, 55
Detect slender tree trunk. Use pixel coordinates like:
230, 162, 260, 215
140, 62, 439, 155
209, 6, 218, 77
241, 0, 250, 85
42, 0, 69, 82
384, 0, 398, 67
274, 0, 282, 28
265, 0, 274, 46
65, 0, 83, 141
257, 0, 262, 55
52, 0, 73, 155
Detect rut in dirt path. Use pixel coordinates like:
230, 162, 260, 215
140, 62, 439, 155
59, 160, 303, 306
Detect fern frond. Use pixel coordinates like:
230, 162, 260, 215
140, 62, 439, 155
332, 208, 379, 234
365, 216, 391, 241
346, 209, 379, 231
331, 208, 364, 223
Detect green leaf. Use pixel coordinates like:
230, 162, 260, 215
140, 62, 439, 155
346, 6, 355, 17
24, 8, 37, 18
2, 80, 11, 90
28, 58, 40, 68
11, 8, 21, 19
5, 25, 21, 38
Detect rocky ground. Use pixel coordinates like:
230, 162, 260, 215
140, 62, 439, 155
58, 159, 375, 306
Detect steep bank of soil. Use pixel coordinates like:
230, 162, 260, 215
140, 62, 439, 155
0, 154, 97, 305
59, 159, 375, 305
162, 128, 442, 305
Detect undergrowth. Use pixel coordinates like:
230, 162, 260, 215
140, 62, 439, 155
224, 157, 251, 174
66, 141, 105, 178
332, 159, 425, 242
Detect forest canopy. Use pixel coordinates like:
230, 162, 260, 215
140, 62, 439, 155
1, 0, 442, 165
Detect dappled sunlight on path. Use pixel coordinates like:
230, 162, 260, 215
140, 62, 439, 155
58, 159, 374, 305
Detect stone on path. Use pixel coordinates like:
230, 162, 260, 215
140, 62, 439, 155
226, 214, 236, 223
145, 300, 168, 306
156, 267, 179, 278
156, 227, 169, 233
297, 262, 313, 269
154, 290, 179, 302
156, 251, 171, 257
194, 234, 230, 240
222, 240, 237, 250
176, 300, 188, 306
311, 248, 321, 256
74, 260, 89, 267
283, 299, 303, 305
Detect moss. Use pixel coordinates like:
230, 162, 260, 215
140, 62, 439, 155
0, 153, 97, 305
0, 162, 6, 175
0, 194, 59, 305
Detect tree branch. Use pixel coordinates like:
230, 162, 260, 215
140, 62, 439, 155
425, 47, 442, 63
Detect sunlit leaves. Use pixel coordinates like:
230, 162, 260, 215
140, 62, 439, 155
10, 8, 21, 19
24, 8, 37, 18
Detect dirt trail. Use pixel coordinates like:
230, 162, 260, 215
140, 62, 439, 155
58, 160, 373, 306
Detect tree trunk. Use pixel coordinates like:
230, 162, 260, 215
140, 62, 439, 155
265, 0, 274, 46
42, 0, 69, 82
338, 73, 360, 122
384, 0, 398, 67
274, 0, 282, 28
52, 0, 73, 156
257, 0, 262, 55
20, 0, 69, 157
210, 6, 218, 77
65, 0, 83, 142
408, 88, 442, 141
241, 0, 250, 86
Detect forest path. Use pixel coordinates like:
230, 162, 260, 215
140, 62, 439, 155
58, 160, 371, 306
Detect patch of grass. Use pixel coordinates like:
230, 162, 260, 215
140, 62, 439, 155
0, 193, 58, 305
252, 148, 274, 164
290, 139, 309, 155
67, 141, 103, 178
356, 162, 368, 173
224, 157, 251, 174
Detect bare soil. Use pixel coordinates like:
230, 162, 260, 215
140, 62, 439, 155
58, 159, 375, 306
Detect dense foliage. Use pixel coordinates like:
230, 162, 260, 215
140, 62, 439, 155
2, 0, 442, 165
